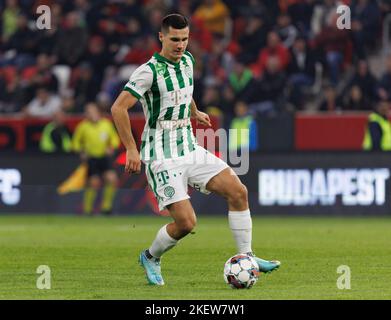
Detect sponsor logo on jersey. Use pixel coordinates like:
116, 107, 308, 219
159, 118, 191, 130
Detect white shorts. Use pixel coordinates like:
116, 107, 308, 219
145, 145, 229, 211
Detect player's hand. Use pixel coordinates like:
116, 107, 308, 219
125, 148, 141, 174
194, 110, 211, 127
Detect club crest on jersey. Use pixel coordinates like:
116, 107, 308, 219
156, 62, 167, 76
164, 186, 175, 199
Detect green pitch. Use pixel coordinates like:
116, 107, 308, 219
0, 215, 390, 300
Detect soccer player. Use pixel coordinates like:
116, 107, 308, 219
73, 102, 120, 215
111, 14, 280, 285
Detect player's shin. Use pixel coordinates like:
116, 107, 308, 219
83, 188, 97, 214
228, 210, 252, 254
101, 183, 116, 212
148, 224, 178, 259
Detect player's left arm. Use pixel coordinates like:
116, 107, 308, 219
190, 98, 211, 127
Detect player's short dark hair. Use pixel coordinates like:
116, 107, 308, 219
161, 13, 189, 33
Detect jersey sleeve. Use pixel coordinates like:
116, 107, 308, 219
123, 64, 153, 100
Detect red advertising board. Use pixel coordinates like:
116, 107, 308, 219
295, 112, 372, 151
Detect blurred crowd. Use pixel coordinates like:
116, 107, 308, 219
1, 0, 391, 123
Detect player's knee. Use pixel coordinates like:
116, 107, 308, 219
89, 177, 101, 189
104, 171, 117, 185
229, 183, 248, 204
178, 219, 196, 234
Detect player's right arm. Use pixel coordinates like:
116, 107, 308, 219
111, 91, 141, 174
111, 64, 153, 174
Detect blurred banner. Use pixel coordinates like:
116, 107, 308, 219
2, 112, 386, 152
192, 152, 391, 216
0, 115, 220, 152
1, 152, 390, 215
0, 152, 154, 214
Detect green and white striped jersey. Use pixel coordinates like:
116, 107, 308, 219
123, 51, 197, 162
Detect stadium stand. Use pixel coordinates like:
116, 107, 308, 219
0, 0, 390, 151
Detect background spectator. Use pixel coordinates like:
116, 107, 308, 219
53, 11, 88, 66
72, 62, 101, 113
237, 13, 270, 64
0, 0, 388, 118
24, 86, 62, 117
341, 85, 372, 111
377, 54, 391, 101
274, 13, 298, 49
319, 84, 342, 112
28, 53, 59, 93
228, 56, 255, 101
202, 85, 222, 116
229, 100, 258, 152
286, 0, 315, 36
81, 35, 112, 85
287, 35, 317, 109
1, 0, 21, 43
351, 0, 381, 59
313, 12, 351, 86
342, 59, 377, 104
362, 100, 391, 150
251, 31, 290, 78
39, 110, 72, 153
247, 56, 287, 115
311, 0, 342, 36
5, 13, 38, 68
193, 0, 231, 38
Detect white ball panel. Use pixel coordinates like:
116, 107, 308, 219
237, 270, 250, 282
239, 259, 252, 270
230, 263, 241, 275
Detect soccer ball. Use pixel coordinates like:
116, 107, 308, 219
223, 254, 260, 289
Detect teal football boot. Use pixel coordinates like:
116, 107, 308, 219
248, 253, 281, 273
139, 250, 164, 285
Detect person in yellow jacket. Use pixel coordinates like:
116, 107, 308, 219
362, 100, 391, 151
193, 0, 230, 36
40, 110, 72, 153
72, 102, 120, 214
229, 101, 258, 153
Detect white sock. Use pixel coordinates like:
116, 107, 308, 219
228, 210, 252, 254
149, 224, 178, 258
